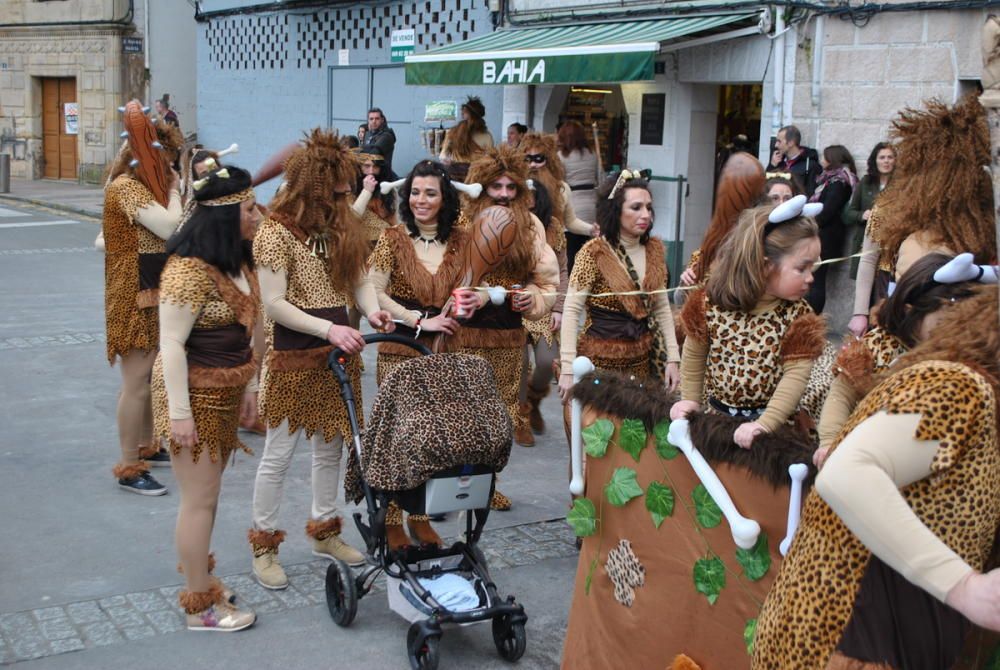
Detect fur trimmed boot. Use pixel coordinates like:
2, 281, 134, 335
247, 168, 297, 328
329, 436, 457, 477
179, 583, 256, 633
527, 386, 548, 434
407, 514, 444, 548
385, 502, 412, 552
248, 529, 288, 590
514, 403, 535, 447
112, 461, 166, 496
177, 553, 236, 604
307, 517, 365, 567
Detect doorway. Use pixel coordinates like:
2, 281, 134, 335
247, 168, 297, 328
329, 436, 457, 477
41, 77, 78, 180
557, 86, 628, 171
713, 83, 762, 185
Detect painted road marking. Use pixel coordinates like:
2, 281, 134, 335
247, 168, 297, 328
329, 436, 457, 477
0, 219, 84, 228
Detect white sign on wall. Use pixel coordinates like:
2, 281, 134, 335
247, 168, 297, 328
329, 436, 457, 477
64, 103, 79, 135
338, 49, 350, 66
391, 29, 415, 62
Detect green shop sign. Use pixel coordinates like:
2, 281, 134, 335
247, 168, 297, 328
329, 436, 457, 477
405, 51, 654, 86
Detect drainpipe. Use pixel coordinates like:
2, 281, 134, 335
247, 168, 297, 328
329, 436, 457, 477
811, 14, 824, 107
771, 7, 786, 138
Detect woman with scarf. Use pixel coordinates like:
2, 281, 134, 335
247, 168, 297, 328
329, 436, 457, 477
806, 145, 857, 314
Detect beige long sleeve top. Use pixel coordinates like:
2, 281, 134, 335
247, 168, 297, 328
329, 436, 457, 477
521, 215, 560, 320
852, 231, 880, 316
366, 221, 447, 328
136, 189, 183, 240
559, 234, 680, 374
258, 267, 380, 340
559, 182, 594, 236
817, 411, 970, 602
351, 188, 373, 217
160, 272, 257, 421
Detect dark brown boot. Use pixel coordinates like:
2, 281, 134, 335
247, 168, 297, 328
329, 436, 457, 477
527, 386, 549, 434
515, 402, 535, 447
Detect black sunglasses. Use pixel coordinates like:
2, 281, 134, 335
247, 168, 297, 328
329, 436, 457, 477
524, 154, 546, 164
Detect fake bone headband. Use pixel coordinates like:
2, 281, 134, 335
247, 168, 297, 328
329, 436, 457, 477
607, 168, 650, 200
933, 252, 999, 285
380, 178, 484, 199
764, 194, 823, 236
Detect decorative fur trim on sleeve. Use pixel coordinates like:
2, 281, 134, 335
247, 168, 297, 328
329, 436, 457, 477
834, 337, 877, 395
780, 312, 827, 362
680, 288, 708, 343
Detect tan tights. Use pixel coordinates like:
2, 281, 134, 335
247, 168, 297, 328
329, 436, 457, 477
173, 451, 226, 593
116, 349, 157, 464
518, 338, 558, 403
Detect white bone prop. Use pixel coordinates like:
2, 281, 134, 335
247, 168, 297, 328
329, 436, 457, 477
933, 252, 999, 285
379, 178, 406, 195
779, 463, 809, 556
486, 285, 507, 306
768, 194, 823, 223
569, 356, 595, 496
667, 419, 761, 550
217, 143, 239, 158
453, 181, 483, 198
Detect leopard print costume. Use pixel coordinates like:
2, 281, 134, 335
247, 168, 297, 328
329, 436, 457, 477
368, 225, 467, 386
103, 174, 164, 363
524, 218, 568, 347
253, 216, 362, 441
753, 360, 1000, 669
681, 288, 827, 421
350, 194, 395, 247
568, 237, 671, 380
151, 256, 259, 464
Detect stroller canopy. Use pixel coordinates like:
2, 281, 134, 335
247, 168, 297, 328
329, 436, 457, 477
346, 353, 513, 502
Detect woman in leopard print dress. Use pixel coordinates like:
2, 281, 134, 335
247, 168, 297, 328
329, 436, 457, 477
557, 172, 681, 403
754, 286, 1000, 669
367, 159, 466, 549
103, 105, 184, 494
153, 166, 260, 631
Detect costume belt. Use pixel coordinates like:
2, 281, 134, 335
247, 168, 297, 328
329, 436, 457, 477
585, 305, 649, 341
708, 397, 766, 420
186, 324, 252, 368
273, 306, 349, 350
569, 183, 595, 191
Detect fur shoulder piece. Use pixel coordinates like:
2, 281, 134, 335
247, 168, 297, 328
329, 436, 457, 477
643, 237, 668, 290
834, 336, 877, 395
588, 238, 647, 319
680, 288, 708, 343
780, 312, 827, 362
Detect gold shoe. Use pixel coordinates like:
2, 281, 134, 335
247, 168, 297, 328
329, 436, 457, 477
186, 601, 256, 632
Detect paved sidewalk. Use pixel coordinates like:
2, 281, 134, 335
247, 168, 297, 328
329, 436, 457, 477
0, 178, 103, 219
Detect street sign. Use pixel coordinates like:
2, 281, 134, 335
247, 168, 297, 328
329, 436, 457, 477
122, 37, 143, 54
391, 29, 415, 63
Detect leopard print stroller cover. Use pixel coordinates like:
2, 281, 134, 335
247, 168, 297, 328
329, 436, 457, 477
344, 353, 513, 504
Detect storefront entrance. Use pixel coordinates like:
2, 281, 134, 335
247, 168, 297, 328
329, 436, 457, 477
556, 85, 628, 171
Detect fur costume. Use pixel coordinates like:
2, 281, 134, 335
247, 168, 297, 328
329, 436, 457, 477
875, 95, 996, 267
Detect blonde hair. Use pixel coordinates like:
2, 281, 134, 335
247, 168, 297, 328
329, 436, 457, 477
706, 205, 818, 311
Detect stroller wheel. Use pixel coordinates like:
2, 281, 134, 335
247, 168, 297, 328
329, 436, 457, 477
324, 559, 357, 627
406, 623, 441, 670
492, 614, 527, 662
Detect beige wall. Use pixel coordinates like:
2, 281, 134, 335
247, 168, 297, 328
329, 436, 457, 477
0, 0, 129, 24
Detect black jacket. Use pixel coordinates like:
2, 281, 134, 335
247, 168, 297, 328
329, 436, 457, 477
768, 146, 821, 197
362, 127, 397, 175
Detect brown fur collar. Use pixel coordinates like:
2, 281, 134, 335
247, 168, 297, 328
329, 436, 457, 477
569, 370, 816, 488
384, 225, 468, 306
187, 259, 260, 336
780, 312, 828, 362
680, 288, 708, 343
588, 238, 667, 320
835, 338, 877, 395
305, 517, 343, 539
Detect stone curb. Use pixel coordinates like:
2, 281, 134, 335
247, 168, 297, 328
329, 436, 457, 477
0, 193, 101, 220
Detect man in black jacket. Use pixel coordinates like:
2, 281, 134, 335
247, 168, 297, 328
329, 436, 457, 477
361, 107, 396, 177
768, 125, 821, 196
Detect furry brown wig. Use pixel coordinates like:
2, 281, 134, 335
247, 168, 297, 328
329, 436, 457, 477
268, 128, 369, 293
892, 285, 1000, 385
877, 95, 996, 266
695, 152, 766, 282
464, 144, 537, 278
521, 131, 567, 230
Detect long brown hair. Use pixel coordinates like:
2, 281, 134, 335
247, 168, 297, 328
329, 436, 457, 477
521, 132, 566, 228
696, 152, 766, 282
706, 205, 818, 312
464, 144, 537, 277
876, 95, 996, 265
557, 121, 590, 155
445, 117, 489, 163
268, 128, 369, 293
893, 285, 1000, 385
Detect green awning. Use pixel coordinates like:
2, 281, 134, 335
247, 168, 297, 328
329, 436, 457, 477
405, 13, 759, 86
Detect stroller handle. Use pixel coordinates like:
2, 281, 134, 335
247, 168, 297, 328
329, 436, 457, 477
327, 333, 433, 384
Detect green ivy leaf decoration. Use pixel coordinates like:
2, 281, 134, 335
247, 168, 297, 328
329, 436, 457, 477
735, 532, 771, 581
582, 418, 615, 458
618, 418, 647, 462
692, 484, 723, 529
693, 556, 726, 605
645, 481, 675, 529
566, 498, 598, 538
653, 420, 679, 459
743, 618, 758, 656
604, 467, 644, 507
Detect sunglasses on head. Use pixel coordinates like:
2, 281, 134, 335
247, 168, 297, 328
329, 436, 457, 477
524, 154, 546, 164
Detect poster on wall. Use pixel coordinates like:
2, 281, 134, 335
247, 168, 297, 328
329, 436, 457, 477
424, 101, 457, 122
64, 103, 79, 135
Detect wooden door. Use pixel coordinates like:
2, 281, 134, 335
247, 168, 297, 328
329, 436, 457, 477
41, 77, 78, 180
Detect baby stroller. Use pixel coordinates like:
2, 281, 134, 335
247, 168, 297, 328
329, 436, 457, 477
325, 333, 528, 670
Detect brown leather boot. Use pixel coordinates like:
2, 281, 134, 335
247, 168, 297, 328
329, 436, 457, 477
407, 515, 444, 547
526, 386, 549, 434
514, 403, 535, 447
